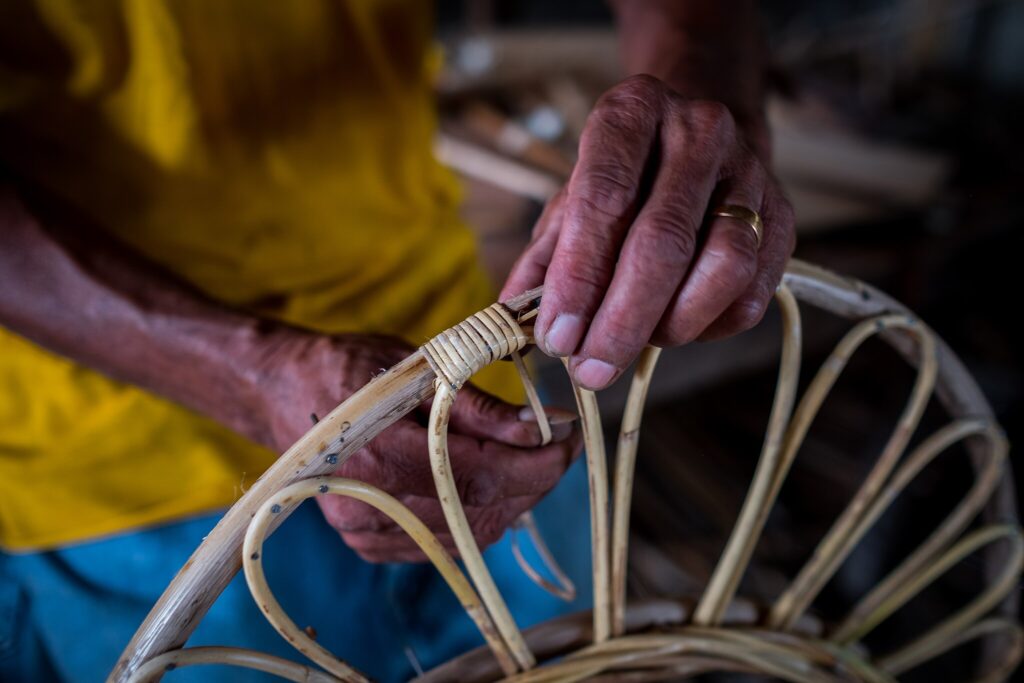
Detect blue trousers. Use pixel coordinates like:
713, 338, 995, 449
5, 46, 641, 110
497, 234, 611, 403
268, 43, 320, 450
0, 458, 591, 682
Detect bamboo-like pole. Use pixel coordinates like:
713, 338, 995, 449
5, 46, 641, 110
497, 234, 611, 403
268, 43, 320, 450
831, 418, 1007, 643
693, 285, 802, 625
242, 477, 520, 679
767, 314, 938, 630
876, 525, 1024, 675
563, 359, 612, 643
125, 646, 340, 683
610, 345, 662, 636
428, 383, 536, 670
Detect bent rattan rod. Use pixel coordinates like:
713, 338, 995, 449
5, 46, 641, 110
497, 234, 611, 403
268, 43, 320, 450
610, 345, 662, 637
693, 285, 803, 626
562, 356, 612, 643
501, 631, 857, 683
243, 477, 520, 680
109, 288, 543, 683
767, 313, 938, 630
831, 418, 1008, 643
125, 646, 341, 683
876, 524, 1024, 676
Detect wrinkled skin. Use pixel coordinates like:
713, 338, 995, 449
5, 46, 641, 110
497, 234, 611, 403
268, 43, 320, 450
502, 75, 795, 392
254, 334, 582, 563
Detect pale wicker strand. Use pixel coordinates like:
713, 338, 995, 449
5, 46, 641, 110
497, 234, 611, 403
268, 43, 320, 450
429, 383, 537, 670
563, 358, 613, 644
510, 511, 577, 602
509, 348, 577, 602
242, 477, 520, 680
768, 314, 938, 630
904, 618, 1023, 683
875, 524, 1024, 676
831, 418, 1008, 643
610, 345, 663, 636
125, 646, 340, 683
694, 285, 803, 625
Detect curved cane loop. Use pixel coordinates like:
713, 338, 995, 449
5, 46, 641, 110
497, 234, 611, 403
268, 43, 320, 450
872, 525, 1024, 676
562, 358, 613, 644
610, 345, 662, 635
694, 285, 803, 625
832, 418, 1008, 643
508, 349, 578, 602
882, 617, 1023, 683
510, 511, 578, 602
511, 351, 553, 446
429, 385, 536, 670
503, 629, 858, 683
126, 646, 341, 683
243, 477, 521, 679
768, 314, 938, 630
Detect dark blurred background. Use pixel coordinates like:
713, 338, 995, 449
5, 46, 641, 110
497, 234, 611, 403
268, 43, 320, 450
430, 1, 1023, 680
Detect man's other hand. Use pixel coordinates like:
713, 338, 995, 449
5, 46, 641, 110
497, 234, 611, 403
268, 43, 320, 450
257, 333, 582, 563
502, 75, 795, 391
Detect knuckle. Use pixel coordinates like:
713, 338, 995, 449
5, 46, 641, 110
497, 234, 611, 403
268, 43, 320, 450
712, 231, 759, 284
571, 167, 640, 223
556, 252, 614, 298
639, 210, 698, 264
692, 100, 736, 143
733, 297, 769, 331
595, 75, 664, 120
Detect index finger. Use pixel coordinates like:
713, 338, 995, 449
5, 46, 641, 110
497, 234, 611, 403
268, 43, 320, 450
534, 76, 663, 359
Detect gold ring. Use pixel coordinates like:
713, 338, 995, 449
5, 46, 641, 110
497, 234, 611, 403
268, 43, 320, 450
712, 204, 763, 249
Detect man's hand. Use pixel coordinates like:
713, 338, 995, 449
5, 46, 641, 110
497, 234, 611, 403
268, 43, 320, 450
501, 75, 795, 391
256, 333, 582, 563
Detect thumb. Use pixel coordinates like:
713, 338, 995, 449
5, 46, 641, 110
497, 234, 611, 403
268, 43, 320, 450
448, 383, 577, 448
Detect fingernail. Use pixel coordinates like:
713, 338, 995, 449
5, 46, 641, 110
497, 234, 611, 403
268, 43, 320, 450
575, 359, 618, 390
544, 314, 584, 356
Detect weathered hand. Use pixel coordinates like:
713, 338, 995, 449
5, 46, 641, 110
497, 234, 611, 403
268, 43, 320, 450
257, 333, 581, 563
502, 75, 795, 391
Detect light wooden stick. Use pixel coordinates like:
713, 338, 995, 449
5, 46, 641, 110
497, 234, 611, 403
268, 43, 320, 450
509, 348, 576, 602
610, 345, 662, 636
125, 646, 340, 683
563, 358, 612, 644
831, 418, 1008, 643
768, 314, 937, 630
428, 383, 536, 670
693, 285, 803, 625
875, 524, 1024, 675
242, 477, 520, 680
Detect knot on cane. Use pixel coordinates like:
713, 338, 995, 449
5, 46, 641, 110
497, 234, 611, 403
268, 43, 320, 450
420, 303, 529, 390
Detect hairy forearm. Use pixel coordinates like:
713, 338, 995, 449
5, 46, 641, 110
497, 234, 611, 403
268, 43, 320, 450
611, 0, 769, 156
0, 185, 293, 445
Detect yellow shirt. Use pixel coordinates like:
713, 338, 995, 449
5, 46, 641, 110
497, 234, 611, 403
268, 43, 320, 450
0, 0, 518, 550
